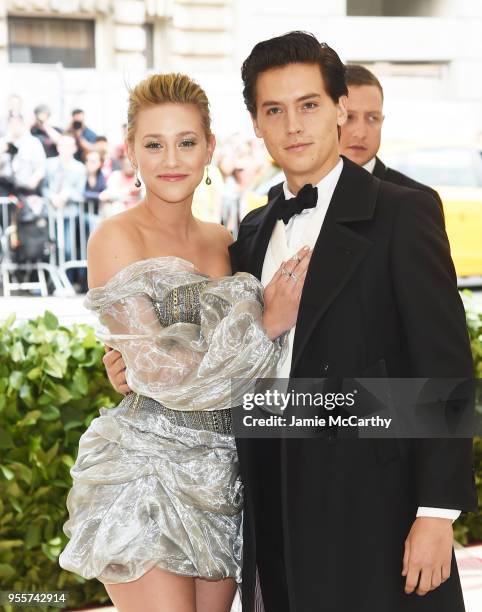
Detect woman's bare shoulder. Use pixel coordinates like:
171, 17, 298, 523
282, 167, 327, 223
87, 212, 143, 288
200, 221, 234, 248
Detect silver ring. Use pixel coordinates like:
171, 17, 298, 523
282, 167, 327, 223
290, 254, 301, 263
291, 272, 299, 282
280, 266, 291, 276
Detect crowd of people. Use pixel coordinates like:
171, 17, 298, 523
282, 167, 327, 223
0, 62, 434, 294
0, 96, 142, 227
0, 93, 276, 268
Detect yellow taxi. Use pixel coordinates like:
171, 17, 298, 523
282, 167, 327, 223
383, 147, 482, 284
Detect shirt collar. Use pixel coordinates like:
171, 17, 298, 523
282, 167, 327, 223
363, 157, 376, 174
282, 157, 344, 205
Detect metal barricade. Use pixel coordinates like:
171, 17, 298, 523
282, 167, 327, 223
0, 196, 17, 231
50, 199, 99, 285
1, 197, 101, 297
0, 196, 74, 297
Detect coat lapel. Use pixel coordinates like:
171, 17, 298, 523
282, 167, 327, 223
290, 158, 380, 373
372, 156, 387, 180
246, 190, 283, 280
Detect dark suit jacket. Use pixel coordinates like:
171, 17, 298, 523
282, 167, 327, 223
373, 156, 444, 218
229, 157, 476, 612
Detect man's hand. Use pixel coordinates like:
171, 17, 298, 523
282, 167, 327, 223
103, 347, 131, 395
402, 517, 453, 596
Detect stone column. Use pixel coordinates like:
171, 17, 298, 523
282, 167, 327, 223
170, 0, 233, 73
113, 0, 147, 70
0, 0, 7, 65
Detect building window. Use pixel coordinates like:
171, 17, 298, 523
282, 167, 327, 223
8, 17, 95, 68
347, 0, 445, 17
144, 23, 154, 69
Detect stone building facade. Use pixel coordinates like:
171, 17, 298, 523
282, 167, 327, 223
0, 0, 233, 72
1, 0, 482, 142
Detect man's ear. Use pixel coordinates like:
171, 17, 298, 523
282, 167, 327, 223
336, 95, 348, 127
251, 113, 262, 138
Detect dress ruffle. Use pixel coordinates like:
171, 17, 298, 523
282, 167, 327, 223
59, 394, 242, 584
60, 257, 284, 584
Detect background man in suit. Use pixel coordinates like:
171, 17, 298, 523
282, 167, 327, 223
339, 64, 443, 211
230, 31, 476, 612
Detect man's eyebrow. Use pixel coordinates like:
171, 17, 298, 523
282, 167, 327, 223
297, 93, 321, 102
261, 93, 321, 108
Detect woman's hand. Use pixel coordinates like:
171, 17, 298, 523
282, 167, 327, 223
262, 246, 312, 340
103, 346, 131, 395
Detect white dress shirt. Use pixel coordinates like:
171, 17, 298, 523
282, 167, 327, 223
363, 157, 377, 174
260, 156, 460, 522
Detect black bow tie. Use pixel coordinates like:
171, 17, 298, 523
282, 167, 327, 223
276, 183, 318, 224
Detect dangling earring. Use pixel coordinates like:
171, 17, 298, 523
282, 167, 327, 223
205, 165, 212, 185
134, 170, 141, 188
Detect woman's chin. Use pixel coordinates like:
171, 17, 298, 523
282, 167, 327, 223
146, 184, 196, 205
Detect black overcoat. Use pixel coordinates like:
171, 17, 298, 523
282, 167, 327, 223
229, 157, 477, 612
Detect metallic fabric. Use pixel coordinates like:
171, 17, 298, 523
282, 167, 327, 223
134, 395, 234, 435
59, 393, 242, 584
59, 256, 286, 584
153, 281, 206, 327
82, 256, 286, 411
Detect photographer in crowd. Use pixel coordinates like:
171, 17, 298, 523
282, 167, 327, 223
30, 104, 62, 158
0, 115, 46, 197
67, 108, 98, 163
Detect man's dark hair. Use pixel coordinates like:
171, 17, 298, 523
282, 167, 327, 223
345, 64, 384, 101
95, 135, 108, 143
241, 31, 347, 116
71, 109, 84, 116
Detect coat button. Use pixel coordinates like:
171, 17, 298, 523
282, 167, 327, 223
322, 363, 329, 372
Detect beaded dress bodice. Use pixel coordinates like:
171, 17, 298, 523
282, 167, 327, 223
153, 281, 208, 327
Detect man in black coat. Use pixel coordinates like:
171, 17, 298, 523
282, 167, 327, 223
230, 32, 476, 612
339, 63, 443, 214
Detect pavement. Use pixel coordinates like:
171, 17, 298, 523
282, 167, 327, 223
0, 295, 96, 327
457, 544, 482, 612
1, 296, 481, 612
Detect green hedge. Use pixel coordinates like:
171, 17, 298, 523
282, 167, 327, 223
454, 291, 482, 544
0, 295, 481, 611
0, 312, 120, 611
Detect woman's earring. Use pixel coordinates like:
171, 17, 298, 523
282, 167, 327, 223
205, 166, 212, 186
134, 170, 141, 188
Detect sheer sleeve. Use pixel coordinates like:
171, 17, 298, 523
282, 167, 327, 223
84, 257, 286, 411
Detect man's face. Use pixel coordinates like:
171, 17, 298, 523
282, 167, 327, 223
339, 84, 384, 166
251, 62, 347, 191
7, 116, 25, 140
72, 112, 84, 126
57, 135, 77, 159
95, 139, 108, 157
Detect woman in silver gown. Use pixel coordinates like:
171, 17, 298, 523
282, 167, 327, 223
58, 73, 311, 612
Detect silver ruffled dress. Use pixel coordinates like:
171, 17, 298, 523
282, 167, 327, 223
59, 256, 285, 585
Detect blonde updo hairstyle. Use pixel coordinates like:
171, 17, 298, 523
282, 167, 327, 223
126, 73, 212, 145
